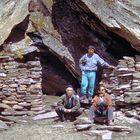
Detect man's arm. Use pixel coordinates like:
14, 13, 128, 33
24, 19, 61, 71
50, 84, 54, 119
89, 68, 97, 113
57, 95, 65, 111
96, 54, 115, 69
91, 96, 98, 107
79, 54, 86, 71
106, 94, 112, 108
71, 98, 80, 112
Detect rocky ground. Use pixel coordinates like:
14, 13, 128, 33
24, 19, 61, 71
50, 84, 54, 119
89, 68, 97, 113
0, 95, 140, 140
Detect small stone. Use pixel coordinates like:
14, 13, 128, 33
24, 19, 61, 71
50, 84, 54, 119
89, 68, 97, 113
0, 103, 11, 109
0, 120, 8, 130
13, 105, 23, 111
18, 85, 27, 91
52, 124, 64, 128
9, 84, 18, 88
75, 124, 92, 131
74, 117, 92, 125
0, 73, 6, 77
2, 100, 18, 105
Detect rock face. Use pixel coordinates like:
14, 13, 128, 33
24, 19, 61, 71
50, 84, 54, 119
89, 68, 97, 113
0, 0, 29, 45
0, 0, 140, 97
70, 0, 140, 52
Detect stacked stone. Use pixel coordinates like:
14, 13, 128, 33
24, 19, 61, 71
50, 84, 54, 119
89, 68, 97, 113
101, 56, 140, 112
0, 54, 45, 116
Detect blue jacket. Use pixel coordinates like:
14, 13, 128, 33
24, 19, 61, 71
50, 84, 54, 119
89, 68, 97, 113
79, 53, 109, 71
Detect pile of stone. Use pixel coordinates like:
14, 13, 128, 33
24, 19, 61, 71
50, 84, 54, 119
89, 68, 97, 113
0, 53, 45, 116
101, 56, 140, 118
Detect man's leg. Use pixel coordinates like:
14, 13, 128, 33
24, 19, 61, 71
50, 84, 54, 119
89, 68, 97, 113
88, 105, 96, 122
87, 71, 96, 100
70, 110, 82, 121
107, 108, 114, 125
55, 107, 65, 121
81, 71, 88, 99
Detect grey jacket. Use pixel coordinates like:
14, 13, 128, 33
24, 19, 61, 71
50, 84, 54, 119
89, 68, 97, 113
57, 94, 80, 112
79, 53, 109, 71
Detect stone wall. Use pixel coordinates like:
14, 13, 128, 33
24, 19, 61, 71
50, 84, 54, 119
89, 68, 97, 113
0, 53, 44, 116
101, 55, 140, 116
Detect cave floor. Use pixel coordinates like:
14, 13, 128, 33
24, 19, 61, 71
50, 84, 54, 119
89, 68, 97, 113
0, 95, 140, 140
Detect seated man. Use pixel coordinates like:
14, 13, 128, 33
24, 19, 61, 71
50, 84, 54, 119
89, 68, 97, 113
55, 85, 82, 122
88, 86, 114, 125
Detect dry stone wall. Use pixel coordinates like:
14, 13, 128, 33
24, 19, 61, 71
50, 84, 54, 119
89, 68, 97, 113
0, 53, 44, 116
101, 55, 140, 114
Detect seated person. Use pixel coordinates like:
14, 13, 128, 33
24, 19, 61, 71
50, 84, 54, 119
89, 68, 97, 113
55, 85, 82, 122
88, 86, 114, 125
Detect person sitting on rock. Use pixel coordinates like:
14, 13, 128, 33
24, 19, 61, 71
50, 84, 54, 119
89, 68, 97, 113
55, 85, 82, 122
79, 45, 115, 102
88, 85, 114, 125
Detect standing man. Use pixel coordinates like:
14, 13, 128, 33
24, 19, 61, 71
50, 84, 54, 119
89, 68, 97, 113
79, 45, 114, 102
55, 85, 82, 122
88, 86, 114, 125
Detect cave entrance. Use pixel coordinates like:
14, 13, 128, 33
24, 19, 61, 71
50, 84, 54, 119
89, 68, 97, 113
20, 48, 80, 97
39, 49, 80, 96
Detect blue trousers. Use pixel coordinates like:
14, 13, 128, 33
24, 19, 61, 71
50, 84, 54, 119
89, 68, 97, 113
81, 71, 96, 96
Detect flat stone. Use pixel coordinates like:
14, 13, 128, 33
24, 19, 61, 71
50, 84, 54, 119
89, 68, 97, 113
18, 102, 31, 107
74, 117, 92, 125
34, 108, 51, 115
75, 124, 92, 131
125, 111, 137, 117
0, 120, 8, 131
118, 84, 131, 89
2, 110, 29, 116
33, 111, 58, 120
18, 85, 27, 91
0, 103, 11, 109
9, 84, 18, 88
133, 73, 140, 79
52, 124, 64, 128
15, 79, 31, 85
13, 105, 23, 111
0, 73, 6, 77
124, 92, 140, 104
96, 125, 132, 132
31, 106, 45, 112
2, 100, 18, 105
85, 130, 112, 139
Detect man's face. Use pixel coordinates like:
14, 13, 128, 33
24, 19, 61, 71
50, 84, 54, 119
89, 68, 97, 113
88, 48, 94, 54
66, 87, 73, 97
99, 87, 106, 96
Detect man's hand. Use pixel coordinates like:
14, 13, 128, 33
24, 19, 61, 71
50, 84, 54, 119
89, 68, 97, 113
64, 109, 72, 113
67, 109, 72, 113
108, 65, 115, 69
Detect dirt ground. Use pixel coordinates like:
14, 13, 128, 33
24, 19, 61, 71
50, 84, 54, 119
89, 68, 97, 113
0, 95, 140, 140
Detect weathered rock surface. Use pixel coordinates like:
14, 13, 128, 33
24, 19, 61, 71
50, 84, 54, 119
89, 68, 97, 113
0, 0, 29, 46
71, 0, 140, 52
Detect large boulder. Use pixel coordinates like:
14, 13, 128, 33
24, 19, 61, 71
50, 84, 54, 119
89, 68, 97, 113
0, 0, 29, 45
71, 0, 140, 52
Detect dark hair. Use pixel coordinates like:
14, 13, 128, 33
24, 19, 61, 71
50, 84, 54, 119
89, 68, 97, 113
88, 45, 95, 49
66, 85, 73, 89
98, 85, 106, 92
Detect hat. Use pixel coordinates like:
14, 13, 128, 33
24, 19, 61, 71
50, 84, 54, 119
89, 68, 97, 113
66, 85, 73, 89
88, 45, 95, 50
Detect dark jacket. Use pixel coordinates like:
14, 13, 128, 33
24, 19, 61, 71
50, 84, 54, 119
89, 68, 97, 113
57, 94, 80, 112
